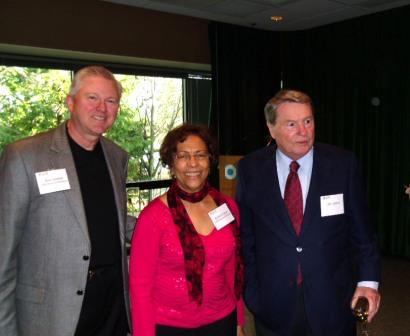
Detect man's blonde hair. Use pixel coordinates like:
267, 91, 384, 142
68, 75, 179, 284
68, 65, 122, 98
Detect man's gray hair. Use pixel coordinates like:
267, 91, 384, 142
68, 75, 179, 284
264, 89, 313, 124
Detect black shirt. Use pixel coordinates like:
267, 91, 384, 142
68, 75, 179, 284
68, 133, 128, 336
68, 135, 121, 268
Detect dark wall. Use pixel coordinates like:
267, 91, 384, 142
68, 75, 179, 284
0, 0, 210, 65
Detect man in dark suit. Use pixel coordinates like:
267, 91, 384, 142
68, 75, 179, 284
0, 66, 133, 335
237, 89, 381, 336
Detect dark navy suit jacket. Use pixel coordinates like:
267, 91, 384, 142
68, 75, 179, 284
237, 143, 380, 336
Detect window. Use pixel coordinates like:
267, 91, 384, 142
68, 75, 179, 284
0, 66, 183, 180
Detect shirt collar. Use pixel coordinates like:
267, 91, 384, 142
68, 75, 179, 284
276, 146, 314, 169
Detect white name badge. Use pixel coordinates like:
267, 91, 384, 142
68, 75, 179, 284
35, 169, 71, 195
320, 193, 344, 217
208, 203, 235, 230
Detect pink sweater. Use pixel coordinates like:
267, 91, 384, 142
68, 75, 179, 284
129, 197, 245, 336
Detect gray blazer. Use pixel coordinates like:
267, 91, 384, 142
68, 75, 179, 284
0, 122, 132, 336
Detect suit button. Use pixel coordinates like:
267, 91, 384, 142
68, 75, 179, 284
83, 255, 89, 260
296, 247, 303, 253
77, 290, 84, 295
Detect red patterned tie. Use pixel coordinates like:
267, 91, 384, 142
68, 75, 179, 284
284, 161, 303, 235
284, 161, 303, 284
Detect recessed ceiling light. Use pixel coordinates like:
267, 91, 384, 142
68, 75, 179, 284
270, 15, 283, 22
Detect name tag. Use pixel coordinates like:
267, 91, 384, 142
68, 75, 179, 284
320, 193, 344, 217
208, 203, 235, 230
35, 169, 71, 194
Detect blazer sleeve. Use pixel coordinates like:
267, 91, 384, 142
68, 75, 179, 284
0, 144, 31, 335
346, 154, 380, 282
236, 161, 260, 315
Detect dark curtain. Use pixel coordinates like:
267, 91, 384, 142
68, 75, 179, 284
209, 7, 410, 257
282, 7, 410, 257
184, 76, 218, 187
209, 22, 282, 155
185, 77, 212, 125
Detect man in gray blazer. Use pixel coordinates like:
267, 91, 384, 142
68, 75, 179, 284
0, 66, 133, 335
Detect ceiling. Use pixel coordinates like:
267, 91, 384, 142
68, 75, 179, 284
102, 0, 410, 31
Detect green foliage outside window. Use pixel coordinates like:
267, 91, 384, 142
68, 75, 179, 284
0, 67, 70, 146
0, 66, 183, 212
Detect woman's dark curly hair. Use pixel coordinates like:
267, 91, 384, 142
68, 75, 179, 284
160, 123, 218, 168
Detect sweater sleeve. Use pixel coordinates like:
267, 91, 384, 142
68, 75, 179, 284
129, 199, 164, 336
225, 197, 246, 326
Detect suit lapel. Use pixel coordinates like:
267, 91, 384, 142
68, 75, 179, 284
262, 146, 297, 236
301, 145, 331, 235
49, 123, 90, 242
101, 139, 125, 246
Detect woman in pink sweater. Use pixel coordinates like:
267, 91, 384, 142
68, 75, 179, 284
129, 124, 245, 336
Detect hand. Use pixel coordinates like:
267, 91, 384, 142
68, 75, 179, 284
237, 325, 246, 336
351, 286, 381, 322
